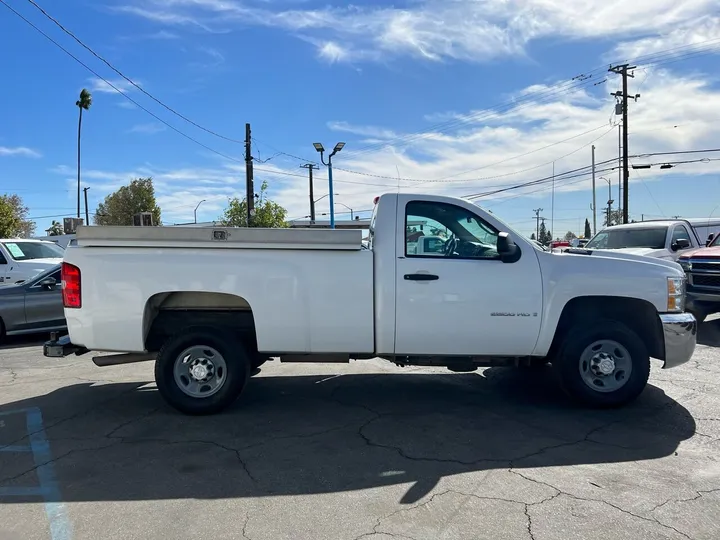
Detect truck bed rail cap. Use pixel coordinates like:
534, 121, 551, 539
75, 226, 364, 250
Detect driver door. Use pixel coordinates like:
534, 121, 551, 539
24, 269, 64, 330
394, 197, 543, 357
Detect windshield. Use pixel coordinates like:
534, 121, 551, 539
585, 227, 668, 250
2, 241, 64, 261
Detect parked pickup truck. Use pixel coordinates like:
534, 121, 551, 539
45, 193, 697, 415
678, 233, 720, 323
585, 220, 704, 261
0, 239, 65, 286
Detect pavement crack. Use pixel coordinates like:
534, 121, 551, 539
0, 440, 121, 483
105, 406, 162, 438
523, 504, 536, 540
649, 487, 720, 513
509, 470, 692, 539
241, 513, 252, 540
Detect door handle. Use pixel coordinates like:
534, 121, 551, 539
404, 273, 439, 281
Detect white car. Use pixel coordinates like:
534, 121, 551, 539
46, 192, 696, 415
0, 239, 64, 285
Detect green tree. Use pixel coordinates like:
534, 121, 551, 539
564, 231, 577, 241
94, 177, 162, 226
76, 89, 92, 219
603, 209, 626, 227
584, 218, 592, 239
220, 180, 288, 228
47, 220, 64, 236
538, 222, 551, 246
0, 194, 34, 237
530, 232, 536, 241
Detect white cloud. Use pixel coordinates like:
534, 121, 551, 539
195, 46, 225, 66
113, 0, 720, 64
50, 68, 720, 229
128, 122, 167, 134
607, 16, 720, 63
87, 77, 139, 94
0, 146, 41, 158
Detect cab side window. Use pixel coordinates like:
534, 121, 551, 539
671, 225, 691, 246
405, 200, 500, 260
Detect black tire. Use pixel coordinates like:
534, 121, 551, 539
552, 320, 650, 408
155, 327, 250, 415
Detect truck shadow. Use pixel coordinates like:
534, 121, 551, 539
698, 318, 720, 347
0, 367, 695, 505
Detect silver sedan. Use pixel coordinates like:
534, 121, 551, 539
0, 265, 65, 339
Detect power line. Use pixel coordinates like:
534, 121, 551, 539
22, 0, 245, 145
0, 0, 246, 164
335, 124, 612, 183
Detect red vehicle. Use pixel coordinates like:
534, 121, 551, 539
678, 234, 720, 323
550, 240, 571, 251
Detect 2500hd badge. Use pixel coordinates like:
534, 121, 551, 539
490, 312, 537, 317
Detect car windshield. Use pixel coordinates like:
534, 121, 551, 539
585, 227, 668, 250
2, 241, 64, 261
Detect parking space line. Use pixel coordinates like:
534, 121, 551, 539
0, 407, 73, 540
26, 408, 73, 540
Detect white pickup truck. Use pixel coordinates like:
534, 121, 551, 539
0, 239, 65, 285
585, 220, 705, 261
45, 193, 696, 415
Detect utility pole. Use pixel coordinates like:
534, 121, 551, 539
533, 208, 544, 239
245, 123, 255, 227
300, 163, 319, 222
591, 145, 597, 235
617, 123, 622, 218
83, 187, 90, 226
609, 64, 639, 224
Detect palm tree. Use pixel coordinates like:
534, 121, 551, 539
76, 89, 92, 219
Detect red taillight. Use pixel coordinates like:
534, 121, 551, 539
61, 262, 81, 308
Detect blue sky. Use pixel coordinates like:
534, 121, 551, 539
0, 0, 719, 238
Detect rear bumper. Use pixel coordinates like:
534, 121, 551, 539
44, 334, 89, 358
660, 313, 697, 369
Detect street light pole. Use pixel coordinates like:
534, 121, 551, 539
194, 199, 206, 224
335, 202, 354, 220
313, 142, 346, 229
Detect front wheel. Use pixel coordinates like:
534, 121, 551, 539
553, 320, 650, 408
155, 327, 250, 415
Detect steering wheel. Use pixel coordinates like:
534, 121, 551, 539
443, 235, 457, 257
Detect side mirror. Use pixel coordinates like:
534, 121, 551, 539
672, 238, 691, 251
497, 232, 521, 263
38, 277, 57, 290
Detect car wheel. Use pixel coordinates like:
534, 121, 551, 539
155, 327, 250, 415
553, 320, 650, 408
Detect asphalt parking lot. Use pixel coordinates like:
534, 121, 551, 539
1, 323, 720, 540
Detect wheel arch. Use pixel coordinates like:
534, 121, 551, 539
143, 291, 257, 353
546, 296, 665, 361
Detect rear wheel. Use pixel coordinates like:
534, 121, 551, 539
155, 327, 250, 415
553, 320, 650, 408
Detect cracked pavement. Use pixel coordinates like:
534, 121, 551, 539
1, 321, 720, 540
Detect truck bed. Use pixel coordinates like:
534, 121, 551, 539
63, 227, 374, 354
